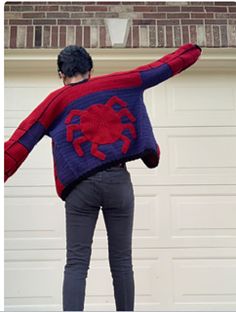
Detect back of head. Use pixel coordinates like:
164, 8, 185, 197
57, 45, 93, 78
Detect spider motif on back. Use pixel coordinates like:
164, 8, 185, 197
64, 96, 137, 160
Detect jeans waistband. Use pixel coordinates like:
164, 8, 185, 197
114, 162, 126, 168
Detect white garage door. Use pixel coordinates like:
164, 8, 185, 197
4, 48, 236, 311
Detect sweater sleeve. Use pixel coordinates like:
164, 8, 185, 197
4, 88, 64, 182
134, 43, 202, 90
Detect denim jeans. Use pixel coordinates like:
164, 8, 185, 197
62, 164, 135, 311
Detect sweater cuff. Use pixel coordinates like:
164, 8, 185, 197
194, 44, 202, 52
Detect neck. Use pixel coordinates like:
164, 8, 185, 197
63, 73, 89, 85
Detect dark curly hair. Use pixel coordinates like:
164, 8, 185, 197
57, 45, 93, 78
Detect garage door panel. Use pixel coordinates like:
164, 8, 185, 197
5, 250, 64, 311
173, 255, 236, 305
171, 194, 236, 239
169, 133, 236, 170
4, 197, 65, 251
131, 185, 236, 249
5, 72, 61, 88
133, 192, 160, 238
166, 127, 236, 182
5, 248, 236, 311
144, 70, 236, 127
5, 185, 236, 251
4, 169, 53, 188
133, 127, 236, 185
4, 186, 55, 198
4, 87, 54, 112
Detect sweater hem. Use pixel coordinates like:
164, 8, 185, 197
60, 148, 159, 201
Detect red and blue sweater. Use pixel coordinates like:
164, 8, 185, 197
4, 43, 202, 201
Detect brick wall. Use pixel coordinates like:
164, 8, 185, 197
4, 1, 236, 49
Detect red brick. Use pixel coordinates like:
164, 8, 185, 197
182, 25, 189, 44
71, 13, 94, 18
35, 6, 59, 11
215, 13, 236, 18
10, 25, 17, 48
43, 25, 50, 47
5, 12, 22, 19
229, 19, 236, 25
126, 27, 132, 48
149, 25, 156, 47
72, 1, 96, 4
220, 25, 228, 46
213, 25, 220, 46
99, 1, 121, 4
95, 12, 119, 18
205, 19, 227, 24
22, 1, 49, 4
47, 12, 70, 18
181, 6, 204, 12
133, 19, 155, 25
11, 5, 34, 11
205, 6, 227, 12
191, 13, 214, 18
84, 26, 90, 47
158, 6, 180, 12
60, 5, 83, 11
76, 26, 82, 46
181, 19, 204, 25
133, 6, 157, 12
167, 13, 190, 18
205, 24, 213, 47
201, 2, 215, 5
85, 6, 107, 11
190, 25, 197, 43
22, 13, 45, 18
51, 26, 58, 48
215, 1, 236, 4
35, 25, 42, 47
59, 26, 66, 48
9, 19, 32, 25
156, 19, 180, 25
26, 25, 33, 48
166, 26, 173, 47
121, 1, 146, 4
48, 1, 73, 5
150, 1, 167, 3
33, 19, 56, 25
143, 13, 166, 19
99, 25, 106, 48
132, 25, 139, 47
58, 19, 81, 25
173, 25, 181, 46
157, 25, 164, 47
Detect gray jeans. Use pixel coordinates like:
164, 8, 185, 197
62, 164, 135, 311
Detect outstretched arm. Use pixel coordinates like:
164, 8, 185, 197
134, 43, 202, 90
4, 88, 65, 182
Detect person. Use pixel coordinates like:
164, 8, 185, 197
4, 43, 202, 311
57, 46, 135, 311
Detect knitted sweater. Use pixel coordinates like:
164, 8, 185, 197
4, 43, 202, 201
